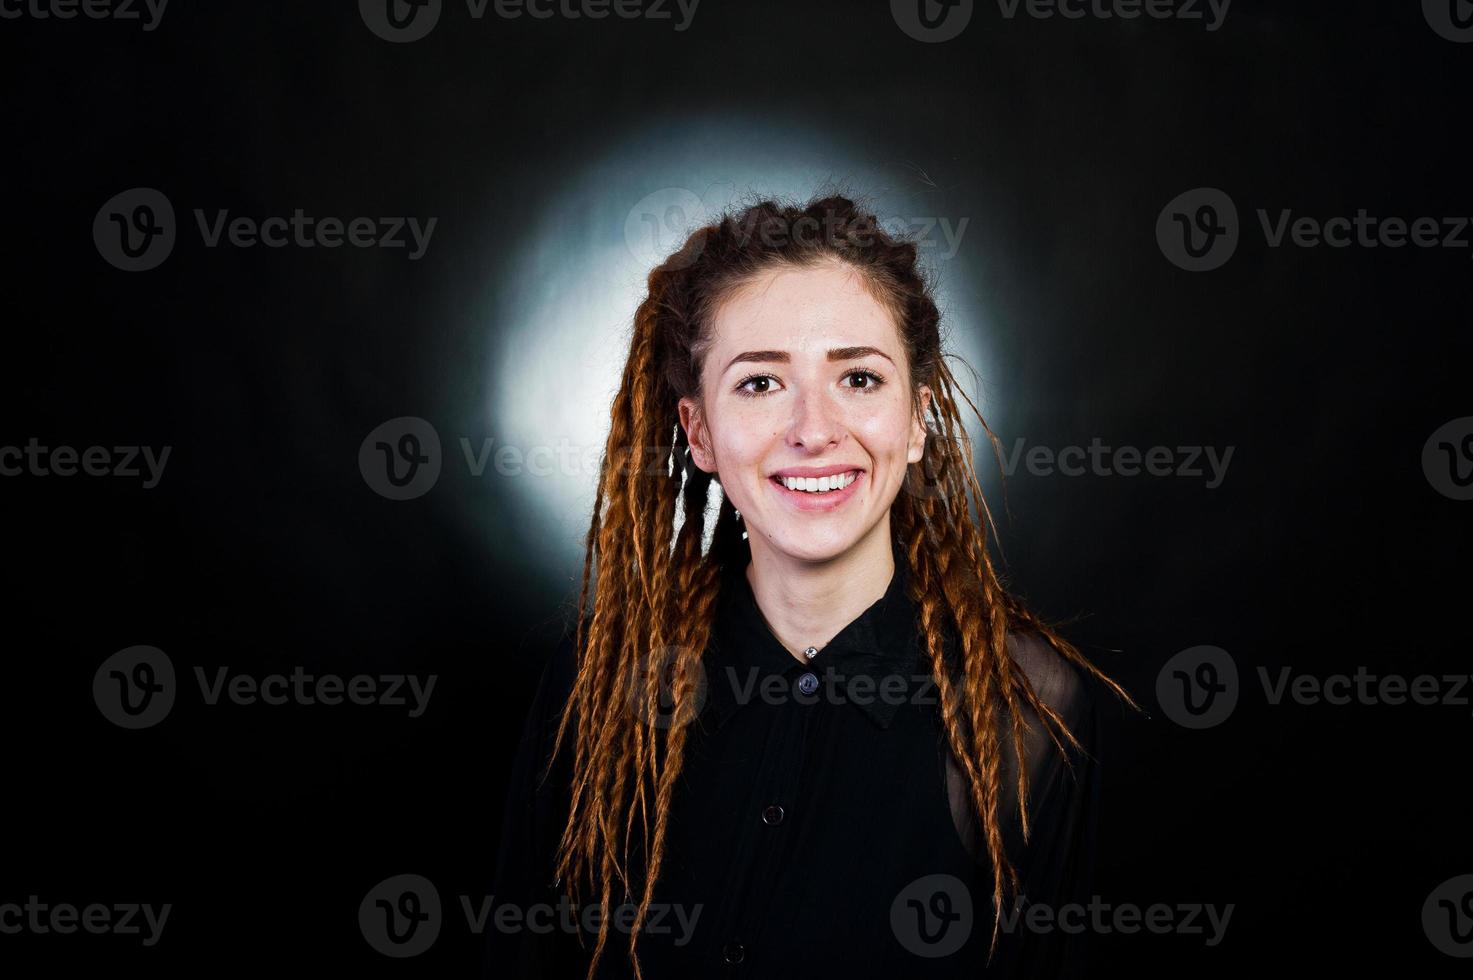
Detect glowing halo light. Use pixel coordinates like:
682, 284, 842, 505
486, 116, 996, 586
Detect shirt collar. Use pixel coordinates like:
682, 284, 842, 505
700, 539, 922, 731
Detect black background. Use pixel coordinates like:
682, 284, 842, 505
3, 0, 1470, 975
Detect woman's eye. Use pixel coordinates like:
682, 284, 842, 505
737, 374, 778, 395
844, 369, 885, 391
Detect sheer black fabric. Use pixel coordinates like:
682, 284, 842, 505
485, 543, 1106, 978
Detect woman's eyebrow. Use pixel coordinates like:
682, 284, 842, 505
721, 347, 789, 371
723, 346, 896, 373
827, 345, 895, 365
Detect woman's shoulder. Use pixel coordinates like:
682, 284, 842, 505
1003, 630, 1096, 728
510, 619, 581, 737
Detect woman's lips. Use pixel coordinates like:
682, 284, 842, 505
767, 469, 864, 511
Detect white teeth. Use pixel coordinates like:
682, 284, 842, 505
780, 471, 857, 493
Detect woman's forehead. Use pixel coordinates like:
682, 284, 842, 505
706, 263, 901, 365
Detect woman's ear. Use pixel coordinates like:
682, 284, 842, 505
678, 396, 717, 473
907, 384, 932, 465
907, 383, 930, 462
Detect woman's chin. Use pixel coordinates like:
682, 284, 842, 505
753, 527, 871, 566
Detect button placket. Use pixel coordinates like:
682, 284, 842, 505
728, 671, 812, 971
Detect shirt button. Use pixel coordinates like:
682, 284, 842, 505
761, 804, 785, 826
804, 646, 818, 660
723, 940, 745, 964
797, 672, 819, 696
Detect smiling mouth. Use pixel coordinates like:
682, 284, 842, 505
770, 470, 861, 494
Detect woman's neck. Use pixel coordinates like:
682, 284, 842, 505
743, 521, 896, 665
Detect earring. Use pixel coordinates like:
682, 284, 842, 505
733, 508, 747, 540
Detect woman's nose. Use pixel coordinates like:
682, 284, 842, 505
786, 386, 841, 451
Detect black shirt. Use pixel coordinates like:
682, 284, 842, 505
485, 542, 1104, 978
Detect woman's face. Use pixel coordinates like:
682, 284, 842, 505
678, 260, 930, 565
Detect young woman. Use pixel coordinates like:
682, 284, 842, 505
486, 194, 1139, 978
